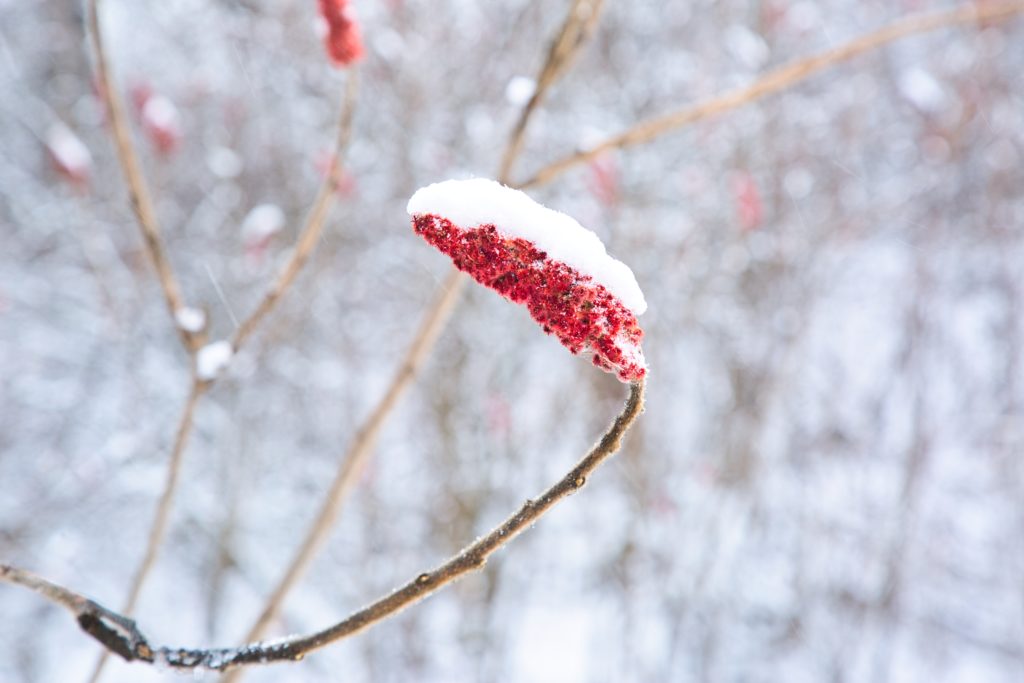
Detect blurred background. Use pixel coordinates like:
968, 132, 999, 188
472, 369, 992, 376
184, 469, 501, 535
1, 1, 1022, 681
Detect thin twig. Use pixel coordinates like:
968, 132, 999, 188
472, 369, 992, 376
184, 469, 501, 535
496, 0, 604, 182
86, 69, 360, 683
0, 381, 644, 672
0, 565, 91, 614
517, 0, 1024, 189
231, 72, 360, 352
86, 0, 195, 352
121, 381, 206, 614
85, 378, 205, 683
221, 5, 608, 675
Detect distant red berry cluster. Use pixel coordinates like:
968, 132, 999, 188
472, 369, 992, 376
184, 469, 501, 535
129, 83, 183, 155
413, 214, 647, 382
318, 0, 364, 67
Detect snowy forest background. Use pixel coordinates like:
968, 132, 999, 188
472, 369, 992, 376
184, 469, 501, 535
2, 1, 1023, 682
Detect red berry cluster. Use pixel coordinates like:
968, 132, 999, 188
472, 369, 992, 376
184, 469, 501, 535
413, 214, 647, 382
318, 0, 364, 67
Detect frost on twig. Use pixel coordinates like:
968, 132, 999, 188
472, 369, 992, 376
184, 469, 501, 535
409, 178, 648, 382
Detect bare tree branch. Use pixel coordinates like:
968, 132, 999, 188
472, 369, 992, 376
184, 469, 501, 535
229, 266, 465, 649
231, 72, 360, 352
1, 380, 645, 672
85, 0, 196, 352
84, 377, 205, 683
119, 380, 206, 615
496, 0, 604, 182
517, 0, 1024, 190
83, 45, 359, 683
221, 5, 609, 675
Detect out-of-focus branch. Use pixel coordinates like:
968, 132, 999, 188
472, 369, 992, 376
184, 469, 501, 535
85, 74, 359, 682
221, 6, 607, 677
518, 0, 1024, 189
497, 0, 604, 182
85, 377, 205, 683
85, 0, 195, 352
119, 380, 206, 614
84, 59, 358, 683
228, 266, 464, 651
231, 72, 360, 352
0, 380, 644, 672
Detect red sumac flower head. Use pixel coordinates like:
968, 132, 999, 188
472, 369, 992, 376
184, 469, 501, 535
317, 0, 364, 67
408, 179, 648, 383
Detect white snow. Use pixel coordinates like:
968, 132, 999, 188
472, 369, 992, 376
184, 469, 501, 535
899, 67, 946, 112
241, 203, 286, 240
174, 306, 206, 333
504, 76, 536, 106
46, 123, 92, 175
407, 178, 647, 314
196, 340, 233, 380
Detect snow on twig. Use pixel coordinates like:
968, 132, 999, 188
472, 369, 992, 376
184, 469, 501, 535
196, 341, 233, 381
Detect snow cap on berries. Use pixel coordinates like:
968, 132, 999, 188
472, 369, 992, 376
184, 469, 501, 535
408, 178, 647, 383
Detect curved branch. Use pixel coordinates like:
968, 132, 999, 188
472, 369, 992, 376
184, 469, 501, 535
84, 377, 205, 683
517, 0, 1024, 190
229, 266, 464, 649
222, 3, 608, 671
1, 381, 645, 672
